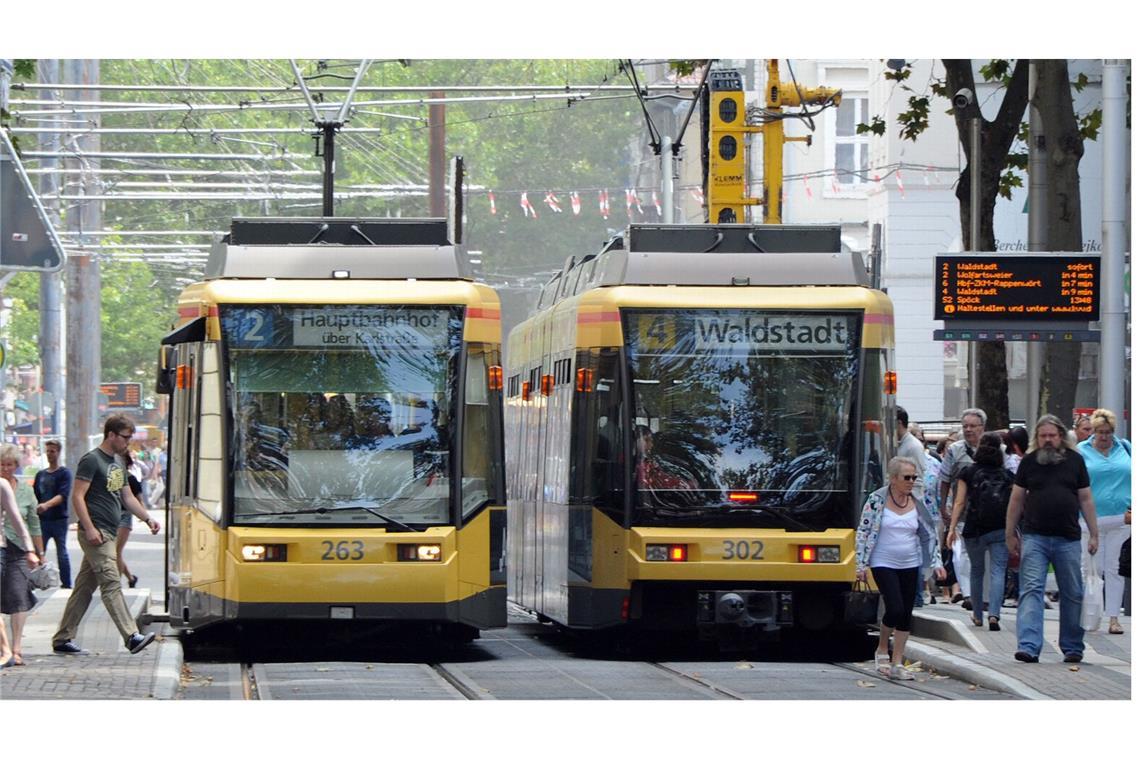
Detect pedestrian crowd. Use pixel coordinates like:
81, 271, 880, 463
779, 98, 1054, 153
860, 404, 1132, 674
1, 415, 167, 669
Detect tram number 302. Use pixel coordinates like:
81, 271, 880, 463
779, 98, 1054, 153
321, 540, 365, 561
722, 540, 764, 560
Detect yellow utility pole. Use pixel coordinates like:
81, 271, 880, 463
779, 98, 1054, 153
760, 59, 841, 223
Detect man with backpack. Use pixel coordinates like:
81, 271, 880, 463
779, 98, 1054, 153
947, 432, 1014, 630
1005, 414, 1098, 664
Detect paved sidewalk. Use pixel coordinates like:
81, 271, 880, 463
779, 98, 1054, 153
906, 597, 1131, 700
0, 586, 180, 700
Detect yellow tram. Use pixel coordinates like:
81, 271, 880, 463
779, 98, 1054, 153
156, 218, 506, 643
504, 224, 895, 646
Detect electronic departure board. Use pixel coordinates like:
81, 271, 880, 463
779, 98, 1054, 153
100, 382, 142, 409
934, 255, 1100, 322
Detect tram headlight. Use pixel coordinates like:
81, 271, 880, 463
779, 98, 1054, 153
398, 544, 442, 562
241, 544, 287, 562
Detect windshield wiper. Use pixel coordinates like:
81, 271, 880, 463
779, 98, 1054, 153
281, 503, 420, 532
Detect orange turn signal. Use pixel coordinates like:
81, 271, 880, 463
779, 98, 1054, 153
883, 370, 898, 395
487, 365, 503, 391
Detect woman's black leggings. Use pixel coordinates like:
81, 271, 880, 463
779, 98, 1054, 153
870, 566, 921, 632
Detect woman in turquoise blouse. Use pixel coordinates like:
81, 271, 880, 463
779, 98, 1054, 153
1077, 408, 1131, 635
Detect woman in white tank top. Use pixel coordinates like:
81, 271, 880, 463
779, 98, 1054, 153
856, 456, 945, 680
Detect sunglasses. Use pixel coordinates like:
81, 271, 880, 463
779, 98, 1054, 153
901, 475, 918, 481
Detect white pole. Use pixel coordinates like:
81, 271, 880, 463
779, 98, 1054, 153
1026, 62, 1047, 425
1100, 60, 1128, 436
662, 134, 675, 224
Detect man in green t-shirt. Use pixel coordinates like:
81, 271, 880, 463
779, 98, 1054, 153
51, 414, 162, 655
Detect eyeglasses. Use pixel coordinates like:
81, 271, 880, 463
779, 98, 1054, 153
901, 475, 918, 481
113, 432, 134, 441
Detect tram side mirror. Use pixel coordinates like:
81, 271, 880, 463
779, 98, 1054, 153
155, 346, 176, 395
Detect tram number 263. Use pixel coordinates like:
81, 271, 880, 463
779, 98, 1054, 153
321, 540, 365, 561
722, 540, 764, 560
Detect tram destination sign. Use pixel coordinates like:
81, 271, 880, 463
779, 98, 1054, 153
934, 254, 1100, 322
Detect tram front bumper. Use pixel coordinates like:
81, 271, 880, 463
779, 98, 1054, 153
696, 589, 794, 633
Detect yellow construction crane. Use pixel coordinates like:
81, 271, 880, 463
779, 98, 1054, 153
707, 61, 841, 224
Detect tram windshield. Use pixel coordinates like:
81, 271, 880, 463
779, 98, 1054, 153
622, 309, 860, 526
220, 305, 462, 526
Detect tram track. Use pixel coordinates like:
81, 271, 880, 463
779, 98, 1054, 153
830, 661, 956, 699
648, 662, 745, 699
240, 663, 261, 700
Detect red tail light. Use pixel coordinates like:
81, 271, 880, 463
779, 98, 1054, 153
799, 546, 818, 563
669, 545, 687, 562
728, 492, 758, 503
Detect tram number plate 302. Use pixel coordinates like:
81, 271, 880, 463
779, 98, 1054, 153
721, 539, 764, 560
321, 540, 365, 561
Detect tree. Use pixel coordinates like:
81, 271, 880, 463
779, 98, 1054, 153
862, 59, 1099, 428
942, 59, 1028, 429
1033, 60, 1085, 421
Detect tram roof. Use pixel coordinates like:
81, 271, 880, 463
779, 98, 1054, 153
204, 217, 472, 280
534, 223, 870, 311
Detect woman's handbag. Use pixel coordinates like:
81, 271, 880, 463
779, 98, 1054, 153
843, 579, 881, 625
29, 559, 60, 590
1119, 538, 1131, 578
1081, 553, 1105, 632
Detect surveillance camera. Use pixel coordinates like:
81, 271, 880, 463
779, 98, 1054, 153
953, 88, 975, 110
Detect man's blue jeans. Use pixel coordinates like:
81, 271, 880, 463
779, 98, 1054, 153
965, 529, 1009, 622
1017, 533, 1084, 658
38, 517, 72, 588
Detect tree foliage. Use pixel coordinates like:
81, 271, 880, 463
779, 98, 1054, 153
4, 59, 647, 381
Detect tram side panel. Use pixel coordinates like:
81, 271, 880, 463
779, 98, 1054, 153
539, 303, 577, 623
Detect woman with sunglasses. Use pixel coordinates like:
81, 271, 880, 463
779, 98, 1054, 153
947, 432, 1014, 630
856, 456, 945, 680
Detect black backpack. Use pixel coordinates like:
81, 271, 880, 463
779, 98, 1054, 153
965, 465, 1014, 535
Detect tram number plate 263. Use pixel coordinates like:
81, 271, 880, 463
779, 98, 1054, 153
721, 540, 764, 560
321, 540, 365, 561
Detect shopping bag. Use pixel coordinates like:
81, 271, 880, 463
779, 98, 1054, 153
1081, 555, 1104, 632
952, 534, 971, 597
29, 559, 60, 590
843, 580, 881, 625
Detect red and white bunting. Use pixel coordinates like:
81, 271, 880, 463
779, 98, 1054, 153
520, 192, 538, 219
625, 188, 634, 218
544, 191, 563, 213
652, 190, 662, 217
690, 187, 704, 205
488, 190, 497, 215
896, 170, 905, 197
803, 176, 813, 199
570, 191, 581, 216
599, 189, 610, 219
831, 170, 841, 194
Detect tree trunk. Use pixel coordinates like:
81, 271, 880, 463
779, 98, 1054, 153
1034, 60, 1085, 422
942, 60, 1029, 429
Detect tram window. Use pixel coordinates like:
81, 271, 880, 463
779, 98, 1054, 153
569, 348, 623, 521
620, 308, 860, 524
462, 344, 505, 516
220, 304, 462, 527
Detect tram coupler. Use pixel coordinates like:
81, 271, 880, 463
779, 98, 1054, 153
696, 589, 794, 637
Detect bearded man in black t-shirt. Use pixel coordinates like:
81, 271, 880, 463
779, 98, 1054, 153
1005, 414, 1099, 665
